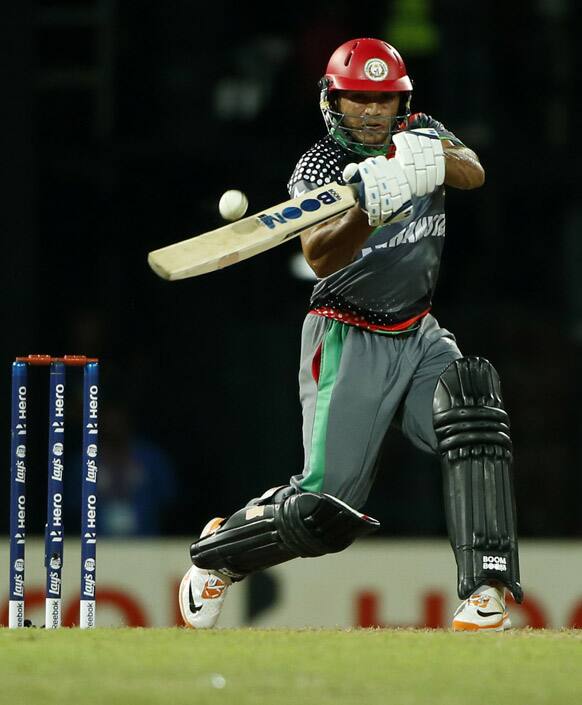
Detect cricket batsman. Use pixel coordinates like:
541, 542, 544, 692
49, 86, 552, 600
179, 37, 523, 631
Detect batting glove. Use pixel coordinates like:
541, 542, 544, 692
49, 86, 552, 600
393, 128, 445, 197
342, 156, 413, 227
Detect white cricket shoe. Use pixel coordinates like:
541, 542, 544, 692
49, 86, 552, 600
452, 585, 511, 632
178, 517, 232, 629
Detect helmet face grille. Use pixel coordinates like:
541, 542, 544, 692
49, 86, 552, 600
320, 103, 411, 157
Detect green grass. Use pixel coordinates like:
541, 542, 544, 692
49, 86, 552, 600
1, 628, 582, 705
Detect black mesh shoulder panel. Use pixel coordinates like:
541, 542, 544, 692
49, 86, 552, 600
287, 136, 352, 197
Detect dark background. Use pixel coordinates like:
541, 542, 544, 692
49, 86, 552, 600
1, 0, 581, 538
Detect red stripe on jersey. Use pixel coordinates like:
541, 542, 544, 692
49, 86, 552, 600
309, 307, 431, 333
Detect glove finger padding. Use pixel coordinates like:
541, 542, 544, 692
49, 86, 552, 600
393, 128, 445, 197
341, 162, 360, 185
343, 156, 412, 227
367, 158, 412, 224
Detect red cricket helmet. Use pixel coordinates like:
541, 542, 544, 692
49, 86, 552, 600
320, 38, 413, 156
324, 38, 413, 94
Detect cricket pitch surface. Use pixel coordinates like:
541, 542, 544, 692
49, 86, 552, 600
1, 628, 581, 705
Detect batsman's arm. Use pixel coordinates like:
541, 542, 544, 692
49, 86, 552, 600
443, 141, 485, 190
300, 206, 374, 278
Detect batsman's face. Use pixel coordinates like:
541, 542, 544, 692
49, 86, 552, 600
337, 91, 401, 145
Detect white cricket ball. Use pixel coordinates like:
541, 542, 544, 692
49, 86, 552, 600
218, 190, 249, 221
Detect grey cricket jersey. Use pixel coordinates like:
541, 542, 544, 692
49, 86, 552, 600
287, 115, 463, 328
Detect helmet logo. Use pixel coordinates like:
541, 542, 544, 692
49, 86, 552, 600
364, 58, 389, 81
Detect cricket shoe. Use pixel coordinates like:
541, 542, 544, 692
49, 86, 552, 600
178, 517, 232, 629
452, 585, 511, 632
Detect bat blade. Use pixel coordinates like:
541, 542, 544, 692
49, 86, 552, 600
147, 182, 356, 280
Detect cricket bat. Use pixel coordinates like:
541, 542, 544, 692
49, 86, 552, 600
147, 182, 356, 280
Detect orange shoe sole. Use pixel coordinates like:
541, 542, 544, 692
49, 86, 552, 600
452, 612, 510, 632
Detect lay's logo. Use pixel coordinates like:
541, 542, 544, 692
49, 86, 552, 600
258, 189, 342, 230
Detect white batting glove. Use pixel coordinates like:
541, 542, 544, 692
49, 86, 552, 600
393, 128, 445, 197
342, 156, 413, 227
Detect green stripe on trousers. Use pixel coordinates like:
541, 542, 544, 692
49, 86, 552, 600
300, 320, 348, 493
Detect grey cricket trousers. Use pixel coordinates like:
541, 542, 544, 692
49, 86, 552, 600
288, 313, 462, 509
